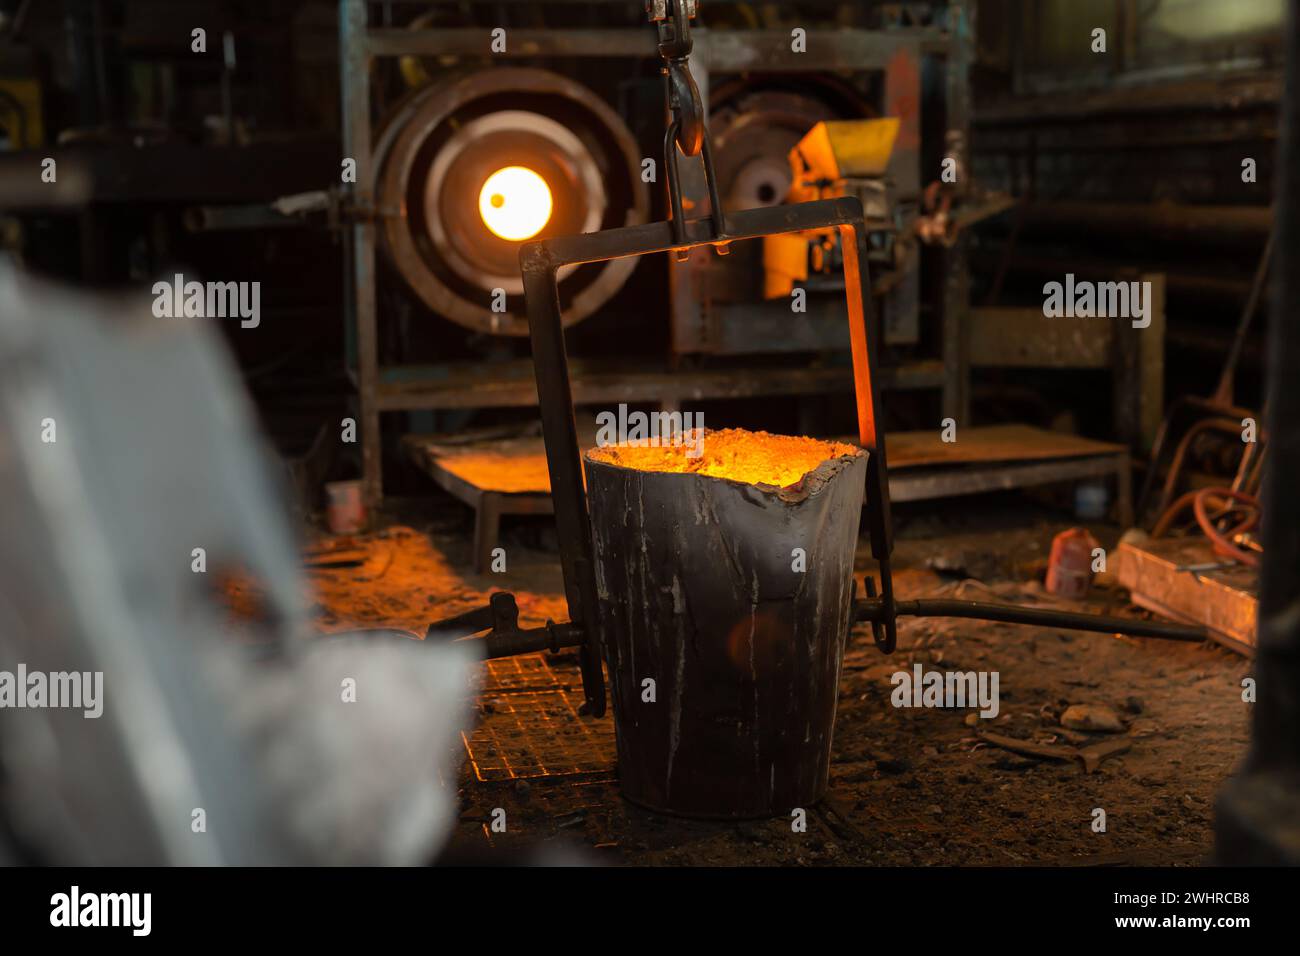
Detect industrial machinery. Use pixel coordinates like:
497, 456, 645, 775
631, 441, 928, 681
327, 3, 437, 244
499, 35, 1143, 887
762, 117, 902, 301
338, 0, 979, 506
372, 66, 649, 336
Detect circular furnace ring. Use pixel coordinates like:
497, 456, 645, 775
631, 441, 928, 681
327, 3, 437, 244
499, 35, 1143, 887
423, 110, 606, 295
374, 68, 648, 337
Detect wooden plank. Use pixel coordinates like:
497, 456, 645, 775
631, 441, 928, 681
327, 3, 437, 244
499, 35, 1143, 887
882, 423, 1125, 467
423, 439, 553, 496
1116, 537, 1257, 653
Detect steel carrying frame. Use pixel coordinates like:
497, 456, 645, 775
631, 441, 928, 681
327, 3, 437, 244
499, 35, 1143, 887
518, 1, 898, 716
521, 196, 900, 717
512, 1, 899, 717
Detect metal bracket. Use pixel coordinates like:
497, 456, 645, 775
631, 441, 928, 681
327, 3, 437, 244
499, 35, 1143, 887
862, 574, 897, 653
648, 0, 729, 257
425, 591, 585, 662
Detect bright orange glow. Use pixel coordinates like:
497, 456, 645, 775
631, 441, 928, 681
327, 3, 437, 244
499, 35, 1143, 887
587, 428, 861, 489
478, 166, 553, 241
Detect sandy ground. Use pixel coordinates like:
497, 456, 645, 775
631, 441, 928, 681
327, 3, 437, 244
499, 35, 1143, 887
276, 494, 1251, 866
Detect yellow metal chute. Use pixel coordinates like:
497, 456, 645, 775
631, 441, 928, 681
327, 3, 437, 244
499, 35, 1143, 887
763, 118, 900, 298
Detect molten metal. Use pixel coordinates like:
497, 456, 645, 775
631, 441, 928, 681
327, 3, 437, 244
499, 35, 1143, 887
586, 427, 859, 489
478, 165, 553, 241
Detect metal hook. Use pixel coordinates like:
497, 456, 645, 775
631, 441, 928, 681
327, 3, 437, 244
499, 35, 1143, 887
649, 1, 727, 250
667, 60, 704, 158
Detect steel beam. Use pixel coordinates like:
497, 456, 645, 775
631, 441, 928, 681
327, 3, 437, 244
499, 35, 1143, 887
341, 0, 383, 508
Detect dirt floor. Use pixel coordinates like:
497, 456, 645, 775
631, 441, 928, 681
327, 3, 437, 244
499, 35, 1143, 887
284, 492, 1252, 866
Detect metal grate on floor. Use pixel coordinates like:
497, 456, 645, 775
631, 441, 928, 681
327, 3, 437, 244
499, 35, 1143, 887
462, 653, 617, 782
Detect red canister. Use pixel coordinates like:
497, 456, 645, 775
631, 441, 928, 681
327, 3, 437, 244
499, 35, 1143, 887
325, 480, 366, 535
1046, 527, 1099, 599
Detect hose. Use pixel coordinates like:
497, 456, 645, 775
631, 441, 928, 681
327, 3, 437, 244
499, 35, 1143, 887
1152, 486, 1261, 568
1193, 487, 1261, 567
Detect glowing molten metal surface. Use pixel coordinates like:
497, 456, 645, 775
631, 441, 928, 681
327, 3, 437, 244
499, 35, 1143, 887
587, 428, 860, 489
478, 166, 553, 241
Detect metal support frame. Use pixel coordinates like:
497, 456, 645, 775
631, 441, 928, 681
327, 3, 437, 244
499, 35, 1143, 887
891, 451, 1133, 529
338, 0, 971, 506
969, 271, 1166, 455
340, 0, 382, 506
520, 196, 899, 717
943, 0, 975, 423
667, 32, 931, 352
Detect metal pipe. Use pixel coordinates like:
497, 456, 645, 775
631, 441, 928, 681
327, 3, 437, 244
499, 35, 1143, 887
1136, 395, 1257, 524
475, 623, 584, 660
1152, 416, 1244, 520
856, 597, 1208, 643
522, 255, 607, 716
1214, 224, 1277, 404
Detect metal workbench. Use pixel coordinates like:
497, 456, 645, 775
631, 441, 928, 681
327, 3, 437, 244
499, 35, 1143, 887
404, 423, 1129, 573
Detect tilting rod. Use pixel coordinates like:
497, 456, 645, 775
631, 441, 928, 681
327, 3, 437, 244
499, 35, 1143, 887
427, 584, 1207, 672
424, 591, 585, 659
856, 595, 1207, 643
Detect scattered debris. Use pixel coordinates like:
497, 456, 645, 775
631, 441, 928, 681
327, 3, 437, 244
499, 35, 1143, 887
1060, 703, 1126, 733
1051, 726, 1093, 746
289, 504, 1242, 864
979, 730, 1079, 764
1079, 737, 1133, 774
978, 730, 1132, 775
874, 755, 913, 775
815, 797, 869, 846
554, 810, 587, 829
924, 552, 969, 578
